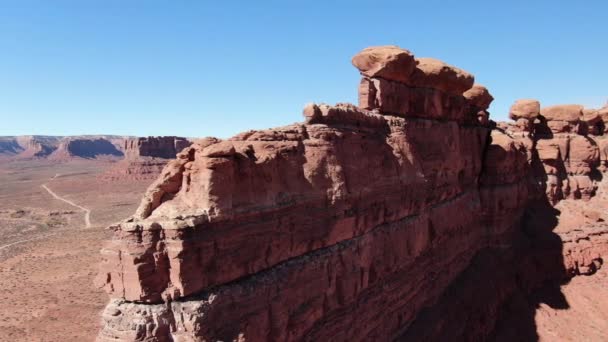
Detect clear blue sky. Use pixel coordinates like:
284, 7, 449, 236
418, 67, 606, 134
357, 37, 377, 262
1, 0, 607, 138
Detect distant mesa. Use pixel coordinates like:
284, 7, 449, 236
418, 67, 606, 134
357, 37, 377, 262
48, 138, 124, 161
101, 136, 192, 180
0, 135, 131, 161
0, 137, 26, 156
0, 136, 62, 159
123, 136, 191, 159
0, 135, 191, 175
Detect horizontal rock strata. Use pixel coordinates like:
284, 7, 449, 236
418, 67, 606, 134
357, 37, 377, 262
102, 137, 192, 180
97, 46, 608, 341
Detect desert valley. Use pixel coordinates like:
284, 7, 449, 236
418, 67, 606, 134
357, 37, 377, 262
0, 136, 189, 341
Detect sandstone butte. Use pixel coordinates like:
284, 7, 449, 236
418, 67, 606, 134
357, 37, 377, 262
102, 136, 191, 180
95, 45, 608, 341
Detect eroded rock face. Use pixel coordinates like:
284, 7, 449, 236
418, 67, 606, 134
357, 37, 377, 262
502, 100, 603, 204
96, 47, 608, 341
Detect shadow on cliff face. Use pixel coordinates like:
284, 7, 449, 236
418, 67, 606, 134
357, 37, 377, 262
396, 196, 570, 342
490, 130, 571, 341
490, 198, 569, 342
398, 132, 572, 341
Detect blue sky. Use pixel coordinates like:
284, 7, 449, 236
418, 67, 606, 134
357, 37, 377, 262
1, 0, 607, 138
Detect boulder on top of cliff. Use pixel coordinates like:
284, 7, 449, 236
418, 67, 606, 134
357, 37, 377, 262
191, 136, 217, 146
354, 47, 481, 122
596, 106, 608, 128
351, 46, 417, 83
541, 105, 583, 122
509, 99, 541, 121
409, 57, 475, 94
538, 105, 583, 134
464, 84, 494, 110
583, 109, 601, 124
580, 109, 604, 135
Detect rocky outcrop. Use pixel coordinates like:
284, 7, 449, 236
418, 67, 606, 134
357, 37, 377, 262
501, 101, 604, 204
96, 46, 608, 341
102, 137, 191, 180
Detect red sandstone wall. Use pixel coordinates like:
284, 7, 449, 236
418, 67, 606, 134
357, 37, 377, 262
95, 47, 608, 341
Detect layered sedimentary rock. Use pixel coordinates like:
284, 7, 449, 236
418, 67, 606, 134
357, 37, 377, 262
48, 137, 124, 161
122, 136, 191, 160
97, 46, 608, 341
16, 136, 62, 158
102, 137, 191, 180
499, 99, 608, 276
0, 135, 132, 160
502, 101, 603, 204
0, 136, 62, 159
0, 137, 25, 158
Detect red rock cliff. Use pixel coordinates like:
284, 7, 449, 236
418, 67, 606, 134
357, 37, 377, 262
96, 46, 608, 341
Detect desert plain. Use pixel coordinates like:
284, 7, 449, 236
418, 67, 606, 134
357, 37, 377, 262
0, 159, 150, 341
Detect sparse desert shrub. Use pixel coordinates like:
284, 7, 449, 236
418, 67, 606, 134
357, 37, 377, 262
10, 209, 27, 218
45, 216, 66, 227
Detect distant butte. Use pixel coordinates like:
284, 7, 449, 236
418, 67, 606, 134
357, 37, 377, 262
1, 135, 192, 181
101, 136, 192, 180
0, 135, 127, 160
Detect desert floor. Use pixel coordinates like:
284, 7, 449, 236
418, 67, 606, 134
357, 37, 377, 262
0, 160, 151, 342
535, 267, 608, 341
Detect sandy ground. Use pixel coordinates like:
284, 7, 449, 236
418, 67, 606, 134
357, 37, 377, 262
536, 268, 608, 341
0, 159, 151, 342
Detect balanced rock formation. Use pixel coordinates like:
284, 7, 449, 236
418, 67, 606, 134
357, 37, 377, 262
102, 136, 191, 180
96, 46, 608, 341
